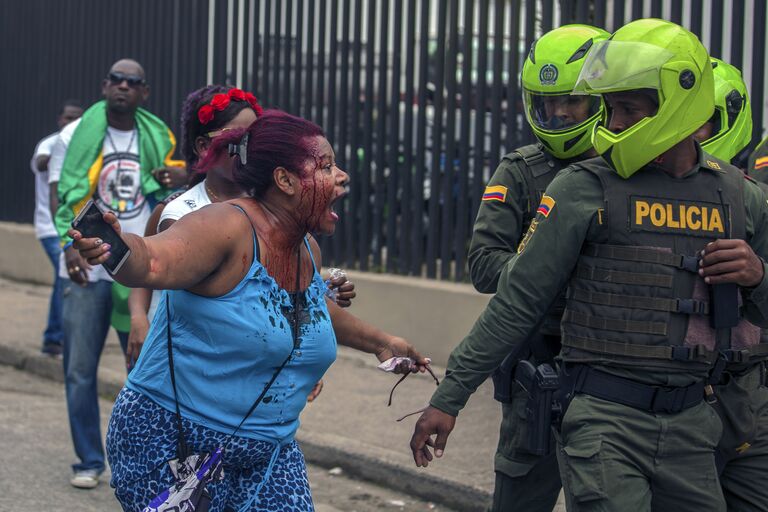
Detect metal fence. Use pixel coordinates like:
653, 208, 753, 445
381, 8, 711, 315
5, 0, 768, 281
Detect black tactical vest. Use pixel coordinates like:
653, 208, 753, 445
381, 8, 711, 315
561, 157, 761, 370
505, 144, 566, 341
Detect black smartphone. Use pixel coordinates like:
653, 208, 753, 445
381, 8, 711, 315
71, 200, 131, 275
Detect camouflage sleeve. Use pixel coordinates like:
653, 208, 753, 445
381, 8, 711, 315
430, 168, 602, 416
467, 157, 530, 294
741, 177, 768, 326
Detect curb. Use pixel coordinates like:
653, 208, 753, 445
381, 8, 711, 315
0, 342, 490, 512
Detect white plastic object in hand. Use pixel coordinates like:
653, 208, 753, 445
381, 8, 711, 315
377, 356, 432, 372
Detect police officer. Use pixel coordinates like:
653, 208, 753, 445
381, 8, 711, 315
694, 58, 753, 169
410, 19, 768, 511
468, 24, 608, 512
693, 58, 768, 511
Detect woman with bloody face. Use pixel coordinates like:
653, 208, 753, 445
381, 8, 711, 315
70, 110, 428, 511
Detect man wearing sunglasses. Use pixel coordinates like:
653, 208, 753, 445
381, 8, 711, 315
48, 58, 184, 490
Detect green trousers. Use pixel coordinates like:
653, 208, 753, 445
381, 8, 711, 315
555, 393, 724, 512
490, 384, 562, 512
716, 363, 768, 512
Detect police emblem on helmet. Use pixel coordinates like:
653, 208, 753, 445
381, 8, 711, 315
539, 64, 558, 85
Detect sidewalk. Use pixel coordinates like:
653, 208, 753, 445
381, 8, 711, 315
0, 277, 565, 512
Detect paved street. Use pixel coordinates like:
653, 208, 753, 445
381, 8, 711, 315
0, 364, 455, 512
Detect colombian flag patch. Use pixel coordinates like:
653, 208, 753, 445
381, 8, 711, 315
482, 185, 507, 202
755, 157, 768, 170
536, 195, 555, 217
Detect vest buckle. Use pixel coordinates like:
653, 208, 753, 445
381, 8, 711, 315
678, 254, 700, 273
670, 346, 691, 361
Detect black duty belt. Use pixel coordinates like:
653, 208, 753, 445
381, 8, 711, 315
571, 365, 705, 414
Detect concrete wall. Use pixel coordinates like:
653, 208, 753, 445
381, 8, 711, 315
0, 221, 491, 366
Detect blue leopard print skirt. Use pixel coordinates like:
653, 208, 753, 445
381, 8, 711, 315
107, 388, 315, 511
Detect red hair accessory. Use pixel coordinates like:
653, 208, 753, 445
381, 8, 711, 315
197, 105, 215, 125
210, 93, 231, 111
197, 88, 264, 125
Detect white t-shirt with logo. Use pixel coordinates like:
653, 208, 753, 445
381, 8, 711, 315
31, 132, 60, 239
158, 180, 212, 228
49, 118, 151, 282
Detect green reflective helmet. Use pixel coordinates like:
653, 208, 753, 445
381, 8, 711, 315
521, 24, 610, 159
574, 19, 714, 178
699, 58, 752, 165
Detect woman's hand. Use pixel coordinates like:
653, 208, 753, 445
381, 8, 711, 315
328, 274, 356, 307
67, 212, 121, 267
153, 165, 188, 189
64, 246, 91, 286
307, 380, 324, 402
126, 314, 149, 370
376, 336, 430, 374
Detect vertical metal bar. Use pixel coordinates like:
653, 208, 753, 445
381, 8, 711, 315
541, 0, 554, 32
328, 0, 339, 143
346, 0, 363, 268
271, 0, 282, 105
612, 0, 625, 30
650, 0, 663, 18
489, 0, 505, 175
360, 0, 377, 271
304, 0, 315, 119
386, 0, 403, 273
522, 0, 536, 144
690, 1, 703, 40
336, 0, 351, 264
262, 0, 272, 102
412, 0, 431, 276
575, 0, 589, 22
670, 0, 683, 24
440, 0, 459, 280
293, 0, 304, 114
329, 0, 342, 264
207, 0, 216, 84
593, 0, 607, 28
400, 0, 417, 275
373, 0, 390, 268
475, 0, 490, 222
282, 0, 293, 111
730, 0, 744, 70
315, 0, 328, 126
709, 0, 724, 59
425, 0, 447, 279
237, 0, 246, 86
504, 0, 519, 152
751, 0, 766, 147
630, 0, 643, 20
455, 0, 474, 282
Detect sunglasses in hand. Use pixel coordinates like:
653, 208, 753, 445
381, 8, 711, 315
107, 71, 146, 88
378, 357, 440, 421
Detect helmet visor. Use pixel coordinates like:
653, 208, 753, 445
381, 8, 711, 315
573, 40, 675, 94
524, 91, 601, 132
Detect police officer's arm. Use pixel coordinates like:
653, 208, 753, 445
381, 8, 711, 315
706, 179, 768, 325
410, 169, 601, 466
467, 159, 529, 293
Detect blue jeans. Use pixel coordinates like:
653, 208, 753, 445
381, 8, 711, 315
39, 236, 64, 348
62, 279, 129, 473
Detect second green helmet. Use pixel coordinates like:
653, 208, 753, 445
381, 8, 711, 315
521, 24, 610, 159
699, 58, 753, 166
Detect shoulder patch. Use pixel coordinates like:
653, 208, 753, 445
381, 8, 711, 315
536, 195, 555, 217
482, 185, 507, 202
755, 156, 768, 170
705, 160, 722, 170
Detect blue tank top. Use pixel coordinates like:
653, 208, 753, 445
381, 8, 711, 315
126, 224, 337, 444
